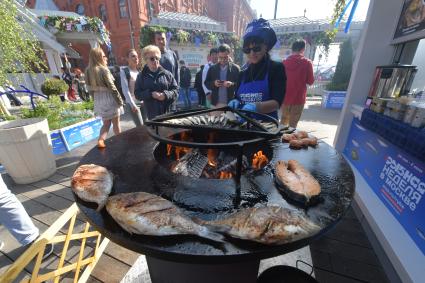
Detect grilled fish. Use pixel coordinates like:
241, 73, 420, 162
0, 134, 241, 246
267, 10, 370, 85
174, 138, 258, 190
205, 206, 320, 245
106, 192, 224, 242
71, 164, 113, 211
275, 160, 321, 204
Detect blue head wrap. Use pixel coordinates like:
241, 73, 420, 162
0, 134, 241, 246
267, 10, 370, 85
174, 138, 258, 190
243, 18, 277, 50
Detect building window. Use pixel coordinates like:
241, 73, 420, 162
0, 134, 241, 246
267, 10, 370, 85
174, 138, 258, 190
75, 4, 85, 16
99, 4, 107, 22
118, 0, 128, 18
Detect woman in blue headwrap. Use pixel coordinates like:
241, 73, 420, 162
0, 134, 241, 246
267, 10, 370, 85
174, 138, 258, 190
228, 18, 286, 120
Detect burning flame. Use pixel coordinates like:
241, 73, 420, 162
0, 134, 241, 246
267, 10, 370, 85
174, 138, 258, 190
219, 171, 233, 179
252, 150, 268, 170
166, 131, 192, 161
207, 132, 217, 167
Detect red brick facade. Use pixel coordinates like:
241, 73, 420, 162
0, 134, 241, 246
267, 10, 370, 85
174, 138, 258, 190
29, 0, 255, 66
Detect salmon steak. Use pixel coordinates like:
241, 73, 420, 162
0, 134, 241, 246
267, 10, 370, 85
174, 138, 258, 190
204, 206, 320, 245
275, 160, 321, 205
106, 192, 224, 242
71, 164, 113, 211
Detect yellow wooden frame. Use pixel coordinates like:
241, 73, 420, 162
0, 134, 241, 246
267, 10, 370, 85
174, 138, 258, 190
0, 203, 109, 283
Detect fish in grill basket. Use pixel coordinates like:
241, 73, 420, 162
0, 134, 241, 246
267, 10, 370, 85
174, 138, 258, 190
71, 164, 113, 211
203, 206, 320, 245
106, 192, 224, 242
275, 160, 321, 205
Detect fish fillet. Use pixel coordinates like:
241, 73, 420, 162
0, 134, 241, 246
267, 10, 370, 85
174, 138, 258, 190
71, 164, 113, 211
205, 206, 320, 245
106, 192, 224, 242
275, 160, 321, 202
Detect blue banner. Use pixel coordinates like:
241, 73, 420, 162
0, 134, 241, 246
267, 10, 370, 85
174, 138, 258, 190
50, 130, 67, 155
344, 119, 425, 255
322, 91, 346, 109
61, 118, 102, 151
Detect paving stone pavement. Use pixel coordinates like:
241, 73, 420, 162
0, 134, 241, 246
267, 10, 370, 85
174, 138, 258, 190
1, 100, 390, 282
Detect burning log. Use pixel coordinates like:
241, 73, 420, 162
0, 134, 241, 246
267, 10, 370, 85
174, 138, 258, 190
172, 149, 208, 178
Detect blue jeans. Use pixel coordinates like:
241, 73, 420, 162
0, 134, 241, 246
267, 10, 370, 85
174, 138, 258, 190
0, 175, 39, 245
180, 88, 191, 108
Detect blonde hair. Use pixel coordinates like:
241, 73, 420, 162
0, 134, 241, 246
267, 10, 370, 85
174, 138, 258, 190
141, 45, 161, 61
85, 47, 107, 87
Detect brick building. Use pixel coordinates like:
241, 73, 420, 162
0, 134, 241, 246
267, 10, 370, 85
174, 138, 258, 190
27, 0, 255, 66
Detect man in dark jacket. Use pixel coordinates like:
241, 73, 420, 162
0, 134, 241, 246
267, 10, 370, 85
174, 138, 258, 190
194, 65, 206, 107
205, 44, 240, 108
179, 60, 192, 108
154, 31, 179, 84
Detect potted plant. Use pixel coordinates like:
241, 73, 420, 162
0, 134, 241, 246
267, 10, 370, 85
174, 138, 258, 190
41, 78, 68, 98
322, 38, 353, 109
0, 0, 57, 184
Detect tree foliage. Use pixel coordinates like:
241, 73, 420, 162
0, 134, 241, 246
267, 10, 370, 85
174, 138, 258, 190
327, 38, 353, 91
0, 0, 46, 87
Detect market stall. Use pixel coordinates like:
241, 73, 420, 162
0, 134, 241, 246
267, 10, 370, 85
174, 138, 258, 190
334, 0, 425, 282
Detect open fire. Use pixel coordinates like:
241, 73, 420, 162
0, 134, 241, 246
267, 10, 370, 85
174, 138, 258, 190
166, 132, 269, 179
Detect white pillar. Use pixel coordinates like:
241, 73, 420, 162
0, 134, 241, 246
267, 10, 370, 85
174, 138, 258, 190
45, 49, 61, 75
334, 0, 403, 150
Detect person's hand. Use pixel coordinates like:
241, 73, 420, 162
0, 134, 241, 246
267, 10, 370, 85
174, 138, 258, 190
152, 91, 165, 101
131, 105, 139, 113
241, 103, 256, 112
214, 80, 223, 87
223, 81, 233, 88
228, 99, 240, 109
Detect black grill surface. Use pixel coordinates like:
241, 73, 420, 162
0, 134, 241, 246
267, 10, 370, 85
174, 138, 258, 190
75, 126, 355, 264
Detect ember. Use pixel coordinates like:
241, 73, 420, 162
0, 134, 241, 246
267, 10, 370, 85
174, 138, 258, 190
252, 151, 268, 170
219, 171, 233, 179
207, 132, 218, 167
167, 132, 192, 160
160, 131, 272, 180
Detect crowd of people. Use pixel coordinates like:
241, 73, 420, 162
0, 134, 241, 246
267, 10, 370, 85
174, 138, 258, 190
67, 18, 314, 148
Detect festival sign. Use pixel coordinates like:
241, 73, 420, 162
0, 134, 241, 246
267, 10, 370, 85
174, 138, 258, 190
394, 0, 425, 40
343, 119, 425, 255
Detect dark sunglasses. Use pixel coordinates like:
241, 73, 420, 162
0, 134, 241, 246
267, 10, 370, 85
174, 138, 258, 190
148, 56, 160, 62
243, 45, 262, 54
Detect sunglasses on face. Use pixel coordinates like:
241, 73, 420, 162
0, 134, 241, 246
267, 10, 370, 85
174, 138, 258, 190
148, 56, 160, 62
243, 45, 262, 54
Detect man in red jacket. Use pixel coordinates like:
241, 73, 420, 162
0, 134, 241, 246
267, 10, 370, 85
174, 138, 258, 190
281, 40, 314, 128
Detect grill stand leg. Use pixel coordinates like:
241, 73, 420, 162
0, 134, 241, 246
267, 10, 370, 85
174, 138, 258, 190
233, 145, 243, 209
146, 256, 260, 283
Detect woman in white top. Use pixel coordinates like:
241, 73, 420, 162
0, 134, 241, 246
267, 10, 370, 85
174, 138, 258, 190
120, 49, 144, 126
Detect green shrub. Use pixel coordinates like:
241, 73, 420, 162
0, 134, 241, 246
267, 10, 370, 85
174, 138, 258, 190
20, 96, 94, 130
41, 78, 68, 97
326, 82, 349, 91
326, 39, 353, 91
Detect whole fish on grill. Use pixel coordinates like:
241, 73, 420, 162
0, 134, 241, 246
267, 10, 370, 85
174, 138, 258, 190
71, 164, 113, 211
193, 116, 201, 124
275, 160, 321, 205
204, 206, 320, 245
106, 192, 224, 242
200, 115, 208, 125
